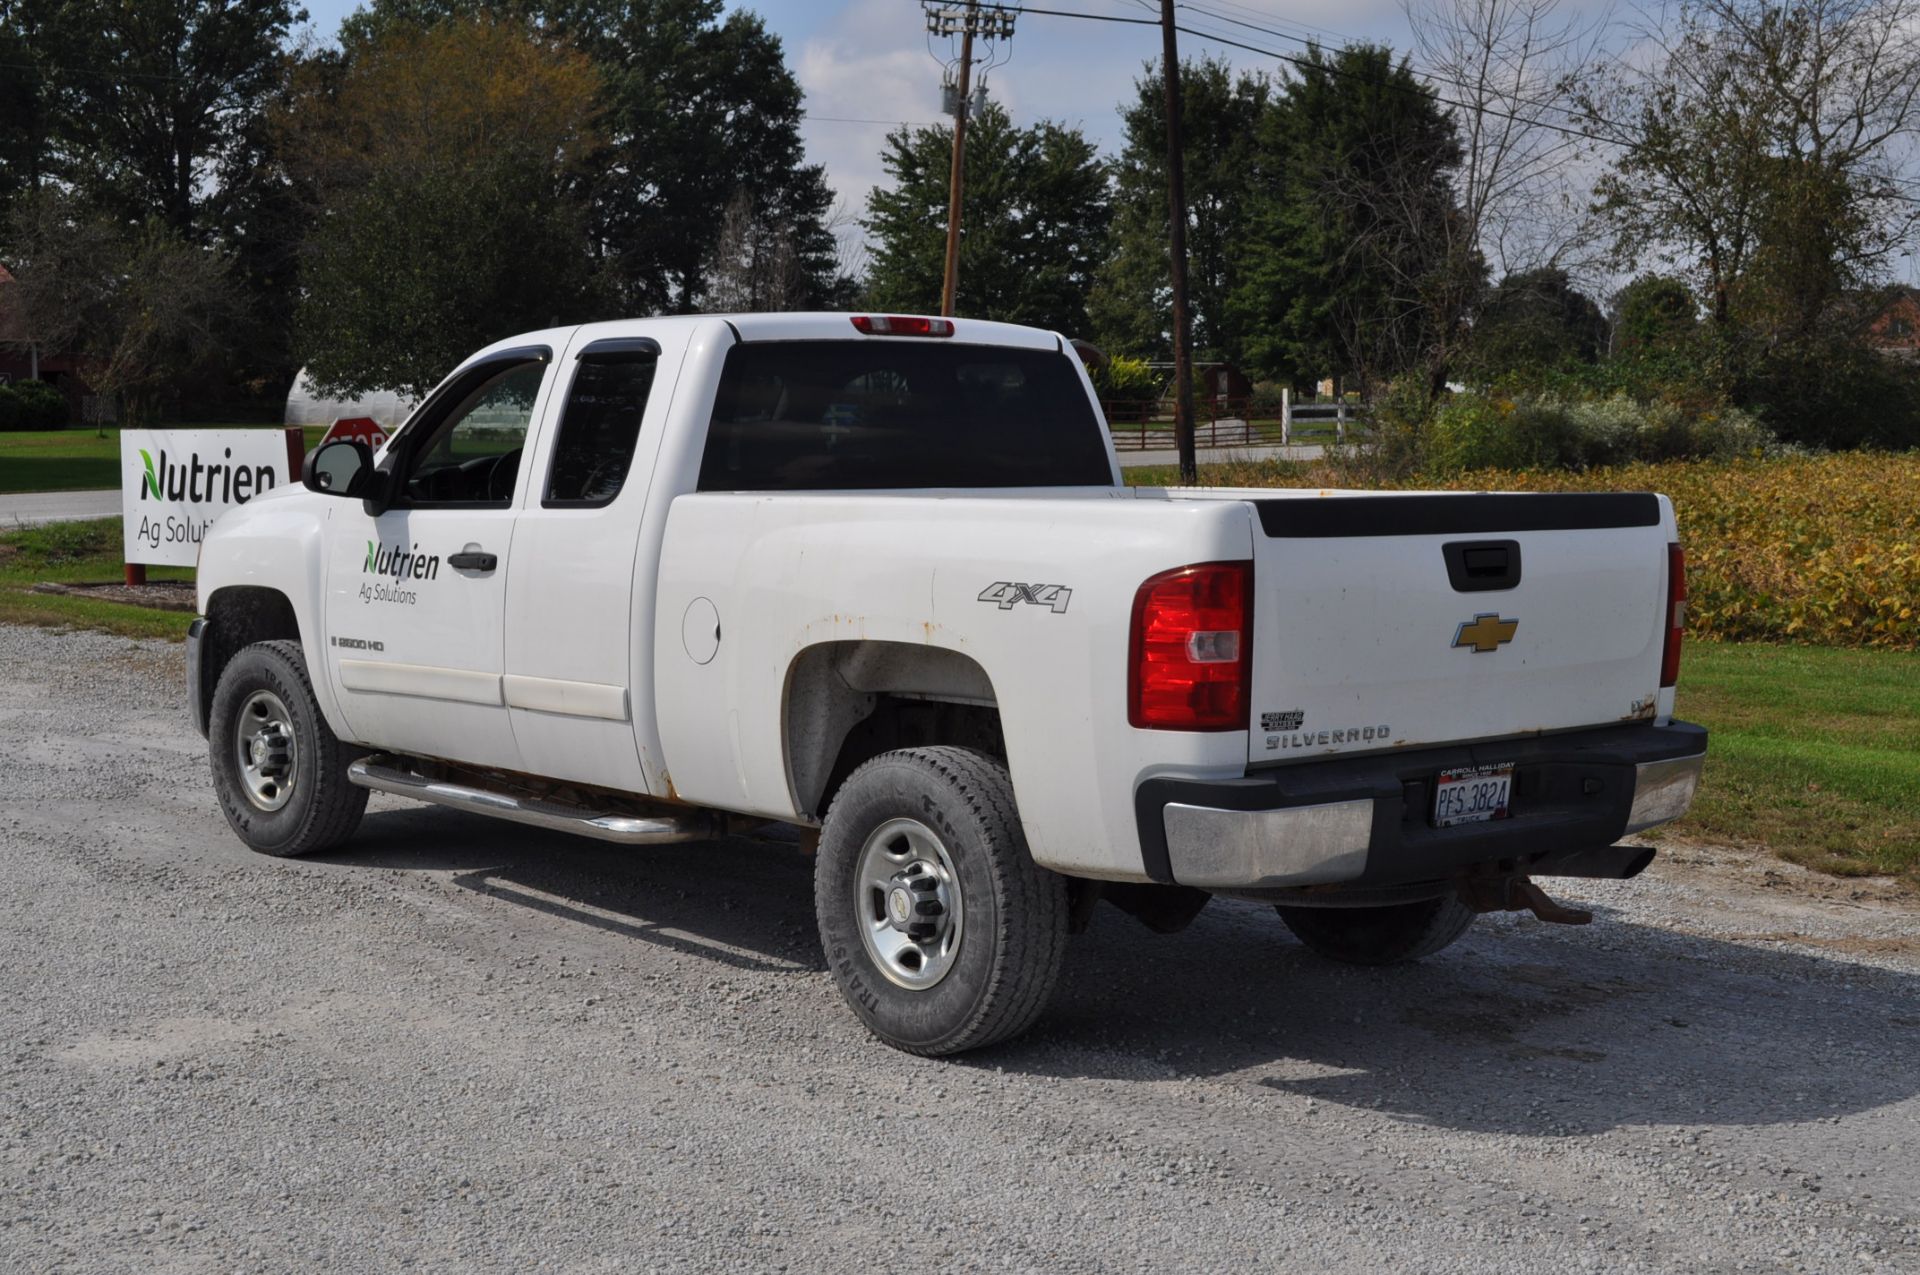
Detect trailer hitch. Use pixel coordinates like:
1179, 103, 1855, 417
1458, 875, 1593, 926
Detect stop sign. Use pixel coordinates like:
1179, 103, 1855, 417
322, 417, 389, 451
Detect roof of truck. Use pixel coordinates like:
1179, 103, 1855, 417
465, 313, 1064, 367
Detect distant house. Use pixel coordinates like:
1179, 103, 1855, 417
1862, 287, 1920, 359
0, 263, 92, 420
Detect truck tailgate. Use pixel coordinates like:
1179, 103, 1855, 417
1243, 492, 1672, 765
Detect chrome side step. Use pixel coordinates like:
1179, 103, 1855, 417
347, 756, 722, 846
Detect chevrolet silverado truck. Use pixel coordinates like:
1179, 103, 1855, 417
189, 312, 1706, 1055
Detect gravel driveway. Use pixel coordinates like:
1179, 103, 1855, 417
2, 625, 1917, 1273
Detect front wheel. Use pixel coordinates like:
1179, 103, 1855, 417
814, 746, 1068, 1056
208, 639, 367, 857
1276, 895, 1476, 966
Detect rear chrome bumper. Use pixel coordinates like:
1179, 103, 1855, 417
1142, 721, 1707, 892
1161, 798, 1373, 889
1623, 751, 1706, 834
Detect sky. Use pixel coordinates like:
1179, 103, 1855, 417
290, 0, 1423, 233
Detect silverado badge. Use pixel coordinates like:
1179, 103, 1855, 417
1453, 613, 1519, 653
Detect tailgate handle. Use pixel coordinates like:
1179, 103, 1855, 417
1443, 540, 1521, 592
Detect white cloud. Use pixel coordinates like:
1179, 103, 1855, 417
794, 0, 944, 228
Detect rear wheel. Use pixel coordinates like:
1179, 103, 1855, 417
1277, 895, 1476, 966
209, 640, 366, 857
814, 746, 1068, 1055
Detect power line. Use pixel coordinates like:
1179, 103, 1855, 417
888, 1, 1608, 144
1179, 0, 1598, 132
805, 114, 945, 127
898, 1, 1920, 209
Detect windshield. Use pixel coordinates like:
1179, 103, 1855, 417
697, 340, 1114, 491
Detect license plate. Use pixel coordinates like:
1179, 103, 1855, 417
1433, 764, 1513, 827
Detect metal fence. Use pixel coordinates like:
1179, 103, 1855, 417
1100, 389, 1366, 451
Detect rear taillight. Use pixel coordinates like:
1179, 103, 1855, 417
1129, 562, 1252, 730
850, 314, 954, 337
1661, 542, 1687, 688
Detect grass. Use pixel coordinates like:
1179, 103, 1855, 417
1, 512, 1914, 883
1665, 643, 1920, 881
0, 517, 192, 639
0, 429, 124, 492
0, 426, 328, 494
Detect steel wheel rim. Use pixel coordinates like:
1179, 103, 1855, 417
854, 816, 965, 991
233, 689, 297, 812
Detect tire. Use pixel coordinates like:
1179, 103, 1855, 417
208, 639, 367, 857
814, 746, 1068, 1056
1276, 895, 1476, 966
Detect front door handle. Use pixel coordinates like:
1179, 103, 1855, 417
448, 550, 497, 572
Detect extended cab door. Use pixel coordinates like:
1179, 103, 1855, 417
501, 329, 686, 793
321, 347, 556, 770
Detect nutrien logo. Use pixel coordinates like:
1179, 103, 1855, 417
364, 540, 440, 581
137, 447, 276, 503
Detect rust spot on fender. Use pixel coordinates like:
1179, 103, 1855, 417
1622, 697, 1659, 721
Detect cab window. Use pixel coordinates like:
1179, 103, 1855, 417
544, 350, 658, 507
405, 360, 547, 506
697, 341, 1112, 491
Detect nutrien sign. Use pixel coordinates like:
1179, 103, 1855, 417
120, 429, 296, 567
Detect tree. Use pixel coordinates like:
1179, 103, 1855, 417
1582, 0, 1920, 338
0, 0, 72, 218
1466, 267, 1607, 374
0, 190, 122, 380
54, 0, 303, 237
1579, 0, 1920, 445
4, 189, 242, 423
85, 225, 244, 424
1611, 275, 1699, 354
864, 101, 1110, 335
1090, 57, 1269, 363
341, 0, 848, 314
1231, 44, 1473, 395
283, 15, 604, 396
1599, 274, 1722, 398
701, 188, 805, 314
1408, 0, 1601, 281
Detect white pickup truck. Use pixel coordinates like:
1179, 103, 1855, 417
190, 312, 1706, 1054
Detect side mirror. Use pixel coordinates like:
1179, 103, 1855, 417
303, 438, 372, 498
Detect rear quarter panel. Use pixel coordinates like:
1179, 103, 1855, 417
652, 491, 1256, 878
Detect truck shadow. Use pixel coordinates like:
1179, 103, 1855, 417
1002, 897, 1920, 1136
317, 808, 1920, 1136
315, 805, 826, 977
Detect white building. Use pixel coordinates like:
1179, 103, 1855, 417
283, 368, 418, 428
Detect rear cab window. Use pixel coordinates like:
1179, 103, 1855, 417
544, 341, 660, 507
697, 340, 1114, 491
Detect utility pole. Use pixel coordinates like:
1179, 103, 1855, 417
940, 3, 976, 317
1159, 0, 1197, 484
925, 2, 1014, 317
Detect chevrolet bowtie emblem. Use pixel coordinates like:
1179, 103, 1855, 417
1453, 613, 1519, 653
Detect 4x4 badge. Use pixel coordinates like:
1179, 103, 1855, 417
1453, 613, 1519, 653
977, 582, 1072, 614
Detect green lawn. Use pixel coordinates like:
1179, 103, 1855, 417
0, 429, 124, 492
0, 518, 192, 639
1665, 643, 1920, 881
0, 426, 327, 494
0, 518, 1913, 883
